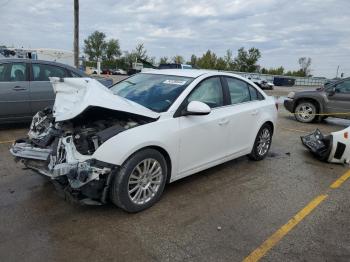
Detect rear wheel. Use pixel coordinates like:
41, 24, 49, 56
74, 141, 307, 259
110, 149, 167, 213
294, 102, 317, 123
249, 124, 273, 161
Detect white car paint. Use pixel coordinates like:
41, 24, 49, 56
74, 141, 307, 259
328, 126, 350, 164
90, 70, 277, 182
50, 77, 159, 121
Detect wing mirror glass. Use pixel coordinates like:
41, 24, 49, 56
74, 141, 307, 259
328, 87, 336, 96
184, 101, 211, 116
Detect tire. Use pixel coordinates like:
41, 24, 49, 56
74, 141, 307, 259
110, 149, 167, 213
249, 124, 273, 161
294, 101, 317, 123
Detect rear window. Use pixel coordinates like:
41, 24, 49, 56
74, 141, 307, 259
32, 64, 67, 81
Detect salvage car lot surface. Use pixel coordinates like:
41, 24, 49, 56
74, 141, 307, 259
0, 89, 349, 261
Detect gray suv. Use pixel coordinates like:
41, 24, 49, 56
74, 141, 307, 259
0, 59, 112, 124
284, 77, 350, 123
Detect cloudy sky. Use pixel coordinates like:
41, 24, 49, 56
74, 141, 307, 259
1, 0, 349, 77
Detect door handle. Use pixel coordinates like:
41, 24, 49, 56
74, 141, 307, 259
251, 110, 259, 116
13, 86, 27, 91
218, 119, 229, 126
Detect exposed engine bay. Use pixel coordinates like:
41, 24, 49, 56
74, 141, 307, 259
11, 107, 153, 204
301, 127, 350, 164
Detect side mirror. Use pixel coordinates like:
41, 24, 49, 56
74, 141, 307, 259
328, 87, 336, 96
184, 101, 211, 116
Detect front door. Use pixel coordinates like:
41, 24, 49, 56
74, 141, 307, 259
177, 77, 230, 177
0, 62, 31, 121
326, 79, 350, 119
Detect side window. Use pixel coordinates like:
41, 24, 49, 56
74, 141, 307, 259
226, 77, 250, 104
32, 64, 67, 81
249, 85, 258, 100
248, 85, 264, 101
0, 64, 6, 82
336, 80, 350, 93
4, 63, 27, 82
188, 77, 223, 108
70, 70, 81, 77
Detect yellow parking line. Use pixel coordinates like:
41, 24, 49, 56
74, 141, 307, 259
330, 170, 350, 189
242, 194, 328, 262
0, 140, 14, 144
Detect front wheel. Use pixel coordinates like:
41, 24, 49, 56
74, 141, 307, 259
249, 124, 273, 161
294, 102, 317, 123
110, 149, 167, 212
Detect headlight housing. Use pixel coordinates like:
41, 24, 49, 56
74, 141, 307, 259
287, 92, 295, 99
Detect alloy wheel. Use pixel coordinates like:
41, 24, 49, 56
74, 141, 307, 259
127, 158, 163, 205
257, 128, 271, 156
296, 104, 315, 121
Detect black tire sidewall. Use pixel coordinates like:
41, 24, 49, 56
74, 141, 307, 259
110, 148, 167, 213
250, 124, 272, 161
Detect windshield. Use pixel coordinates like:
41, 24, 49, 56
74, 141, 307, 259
110, 73, 193, 112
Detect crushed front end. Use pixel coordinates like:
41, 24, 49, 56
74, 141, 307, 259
10, 107, 149, 205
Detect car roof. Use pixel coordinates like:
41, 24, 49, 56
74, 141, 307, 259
0, 58, 86, 75
141, 69, 249, 81
0, 58, 76, 69
142, 69, 220, 78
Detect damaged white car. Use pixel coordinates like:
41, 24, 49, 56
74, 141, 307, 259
10, 70, 277, 212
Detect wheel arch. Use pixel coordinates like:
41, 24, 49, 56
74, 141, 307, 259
293, 97, 323, 114
125, 145, 173, 184
263, 121, 274, 135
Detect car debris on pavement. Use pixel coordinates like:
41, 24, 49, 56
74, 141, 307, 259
301, 126, 350, 164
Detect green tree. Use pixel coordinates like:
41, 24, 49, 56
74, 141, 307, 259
234, 47, 261, 72
216, 57, 227, 70
159, 56, 169, 64
197, 50, 217, 69
172, 55, 184, 64
105, 39, 121, 61
261, 66, 284, 75
83, 31, 107, 61
224, 49, 235, 70
189, 54, 197, 67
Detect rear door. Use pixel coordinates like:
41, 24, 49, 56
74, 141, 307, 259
0, 62, 31, 121
29, 62, 68, 114
223, 77, 265, 155
326, 79, 350, 118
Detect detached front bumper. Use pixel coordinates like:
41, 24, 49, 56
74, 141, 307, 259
10, 137, 117, 205
301, 127, 350, 164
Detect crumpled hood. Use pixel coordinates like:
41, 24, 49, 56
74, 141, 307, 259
50, 77, 160, 121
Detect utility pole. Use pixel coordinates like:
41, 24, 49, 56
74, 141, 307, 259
336, 65, 339, 78
74, 0, 79, 69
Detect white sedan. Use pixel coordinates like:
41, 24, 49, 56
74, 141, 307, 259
10, 69, 277, 212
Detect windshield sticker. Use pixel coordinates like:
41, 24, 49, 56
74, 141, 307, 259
163, 80, 187, 85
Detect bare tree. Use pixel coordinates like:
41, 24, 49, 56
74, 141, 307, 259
298, 57, 312, 76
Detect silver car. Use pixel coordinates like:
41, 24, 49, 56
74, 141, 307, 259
0, 59, 112, 124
